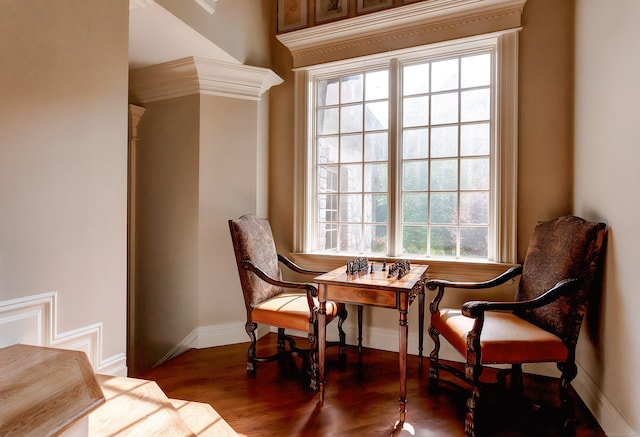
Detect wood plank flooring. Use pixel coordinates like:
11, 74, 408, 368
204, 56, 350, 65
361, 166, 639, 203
140, 334, 605, 437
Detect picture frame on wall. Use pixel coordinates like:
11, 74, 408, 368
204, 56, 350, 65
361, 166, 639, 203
277, 0, 308, 33
356, 0, 393, 14
315, 0, 349, 24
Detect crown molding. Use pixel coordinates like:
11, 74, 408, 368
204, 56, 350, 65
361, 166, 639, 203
277, 0, 527, 68
193, 0, 218, 14
129, 57, 284, 103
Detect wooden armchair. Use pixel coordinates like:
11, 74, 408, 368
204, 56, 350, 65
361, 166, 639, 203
425, 215, 607, 436
228, 214, 348, 390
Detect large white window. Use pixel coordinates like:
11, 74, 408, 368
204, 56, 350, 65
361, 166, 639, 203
301, 35, 516, 262
279, 0, 523, 266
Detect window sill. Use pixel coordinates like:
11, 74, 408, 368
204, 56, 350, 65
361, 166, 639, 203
289, 252, 517, 282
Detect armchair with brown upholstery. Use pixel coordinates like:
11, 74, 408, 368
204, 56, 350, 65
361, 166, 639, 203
425, 215, 607, 436
229, 214, 348, 390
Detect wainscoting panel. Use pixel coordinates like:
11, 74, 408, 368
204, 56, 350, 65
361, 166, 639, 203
0, 291, 126, 376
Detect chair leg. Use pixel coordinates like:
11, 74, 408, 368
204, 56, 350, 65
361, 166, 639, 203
337, 306, 348, 365
428, 324, 441, 381
511, 363, 523, 394
357, 305, 363, 361
277, 327, 286, 351
464, 362, 483, 437
245, 322, 258, 373
308, 324, 319, 391
558, 358, 578, 432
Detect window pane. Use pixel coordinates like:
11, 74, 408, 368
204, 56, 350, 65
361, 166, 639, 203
403, 96, 429, 127
430, 159, 458, 190
431, 58, 458, 92
403, 128, 428, 159
365, 70, 389, 100
340, 164, 362, 192
317, 165, 338, 193
431, 126, 458, 158
364, 163, 388, 192
365, 101, 388, 130
431, 92, 458, 125
461, 88, 490, 122
460, 192, 489, 224
318, 136, 339, 164
318, 78, 339, 106
430, 192, 458, 224
318, 108, 339, 134
461, 54, 491, 88
403, 226, 427, 254
364, 224, 388, 253
461, 123, 490, 156
339, 195, 362, 222
317, 194, 338, 222
402, 193, 428, 223
341, 74, 363, 103
364, 194, 388, 222
403, 161, 428, 191
460, 157, 489, 190
403, 63, 429, 96
340, 134, 362, 163
339, 224, 361, 252
460, 227, 488, 257
316, 223, 337, 250
430, 226, 457, 256
364, 132, 388, 161
341, 104, 363, 133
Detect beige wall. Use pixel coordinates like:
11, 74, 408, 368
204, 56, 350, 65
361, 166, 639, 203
133, 95, 201, 375
518, 0, 574, 258
198, 94, 267, 327
574, 0, 640, 433
0, 0, 129, 360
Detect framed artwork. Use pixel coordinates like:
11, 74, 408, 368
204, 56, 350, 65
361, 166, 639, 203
277, 0, 308, 33
315, 0, 349, 24
357, 0, 393, 14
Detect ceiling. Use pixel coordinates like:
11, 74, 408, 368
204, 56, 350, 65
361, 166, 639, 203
128, 1, 237, 70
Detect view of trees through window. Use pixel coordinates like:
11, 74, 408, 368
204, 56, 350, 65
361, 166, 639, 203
313, 51, 493, 259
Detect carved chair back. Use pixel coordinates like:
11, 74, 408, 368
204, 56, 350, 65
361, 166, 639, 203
229, 214, 284, 310
514, 215, 607, 346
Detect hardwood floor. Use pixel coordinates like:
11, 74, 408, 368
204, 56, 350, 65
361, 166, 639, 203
140, 334, 605, 437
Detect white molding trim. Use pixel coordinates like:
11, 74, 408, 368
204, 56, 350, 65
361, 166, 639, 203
277, 0, 527, 68
572, 363, 637, 436
129, 0, 155, 10
0, 291, 127, 376
155, 328, 199, 367
129, 57, 284, 103
193, 0, 217, 14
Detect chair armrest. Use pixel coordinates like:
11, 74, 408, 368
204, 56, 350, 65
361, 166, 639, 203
240, 259, 319, 297
461, 278, 578, 318
277, 254, 326, 276
425, 265, 522, 291
427, 265, 522, 315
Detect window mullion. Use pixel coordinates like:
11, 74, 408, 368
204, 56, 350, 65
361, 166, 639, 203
388, 58, 400, 257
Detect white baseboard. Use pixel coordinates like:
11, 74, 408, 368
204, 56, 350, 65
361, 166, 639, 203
0, 291, 127, 376
573, 363, 637, 436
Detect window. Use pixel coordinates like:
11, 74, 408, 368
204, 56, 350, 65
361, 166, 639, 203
279, 1, 522, 265
303, 35, 515, 262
